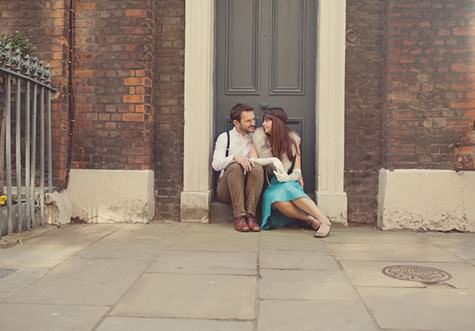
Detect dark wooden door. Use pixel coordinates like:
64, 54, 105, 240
216, 0, 316, 192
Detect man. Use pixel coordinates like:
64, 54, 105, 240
212, 103, 264, 232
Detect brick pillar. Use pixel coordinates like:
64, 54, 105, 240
153, 0, 185, 221
345, 0, 385, 223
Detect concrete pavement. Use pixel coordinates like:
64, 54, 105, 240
1, 222, 475, 331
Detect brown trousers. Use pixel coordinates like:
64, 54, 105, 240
216, 163, 264, 218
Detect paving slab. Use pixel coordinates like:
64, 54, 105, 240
0, 303, 108, 331
168, 232, 259, 252
183, 223, 239, 234
260, 250, 339, 270
358, 287, 475, 330
439, 242, 475, 262
147, 250, 257, 275
327, 243, 462, 262
340, 261, 475, 289
111, 273, 256, 320
258, 299, 379, 331
0, 290, 11, 300
259, 269, 360, 301
0, 268, 48, 299
96, 317, 254, 331
78, 237, 164, 259
423, 232, 475, 247
260, 232, 328, 251
103, 222, 187, 240
33, 224, 116, 245
0, 225, 116, 269
323, 227, 429, 244
5, 257, 150, 305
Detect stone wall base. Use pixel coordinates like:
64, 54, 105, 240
180, 190, 212, 223
378, 169, 475, 232
68, 169, 155, 223
316, 191, 348, 226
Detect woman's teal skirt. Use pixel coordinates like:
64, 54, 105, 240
261, 175, 309, 230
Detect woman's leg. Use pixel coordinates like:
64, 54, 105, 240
292, 197, 331, 225
273, 201, 321, 230
292, 197, 332, 237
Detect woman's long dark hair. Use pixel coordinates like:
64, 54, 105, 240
263, 107, 298, 160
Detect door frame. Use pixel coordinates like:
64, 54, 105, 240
181, 0, 348, 225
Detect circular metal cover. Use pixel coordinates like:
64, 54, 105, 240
0, 268, 16, 280
382, 265, 451, 284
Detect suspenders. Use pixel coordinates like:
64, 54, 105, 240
225, 130, 230, 157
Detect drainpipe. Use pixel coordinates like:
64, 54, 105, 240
65, 0, 75, 187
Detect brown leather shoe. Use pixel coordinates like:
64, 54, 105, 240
246, 215, 260, 232
234, 216, 250, 232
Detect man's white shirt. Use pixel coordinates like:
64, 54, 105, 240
212, 127, 253, 177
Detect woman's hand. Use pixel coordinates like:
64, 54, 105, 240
298, 177, 304, 188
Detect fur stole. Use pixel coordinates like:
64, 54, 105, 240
252, 127, 300, 172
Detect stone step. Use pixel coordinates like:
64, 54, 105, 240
209, 201, 264, 224
209, 201, 233, 224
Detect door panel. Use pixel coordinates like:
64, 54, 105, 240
225, 0, 259, 94
216, 0, 316, 193
270, 0, 306, 94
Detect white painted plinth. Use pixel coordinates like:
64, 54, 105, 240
316, 191, 348, 225
378, 169, 475, 232
68, 169, 155, 223
180, 190, 212, 223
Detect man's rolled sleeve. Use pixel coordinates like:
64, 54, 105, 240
212, 133, 234, 172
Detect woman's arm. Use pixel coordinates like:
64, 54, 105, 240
295, 145, 304, 187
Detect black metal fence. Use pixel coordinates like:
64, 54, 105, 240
0, 46, 55, 237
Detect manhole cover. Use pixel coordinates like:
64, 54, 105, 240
382, 265, 451, 284
0, 268, 16, 280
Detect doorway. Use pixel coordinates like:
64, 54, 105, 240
215, 0, 316, 193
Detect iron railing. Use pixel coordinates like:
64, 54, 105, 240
0, 46, 55, 237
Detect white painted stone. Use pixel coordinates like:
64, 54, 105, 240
315, 0, 348, 226
45, 190, 72, 225
180, 190, 212, 223
181, 0, 215, 222
378, 169, 475, 232
317, 191, 348, 225
68, 169, 154, 223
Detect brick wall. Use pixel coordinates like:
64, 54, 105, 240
345, 0, 386, 223
385, 0, 475, 169
72, 0, 155, 170
0, 0, 70, 188
153, 0, 185, 220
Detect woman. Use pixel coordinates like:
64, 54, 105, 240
250, 107, 331, 238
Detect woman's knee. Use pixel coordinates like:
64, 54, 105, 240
273, 201, 291, 211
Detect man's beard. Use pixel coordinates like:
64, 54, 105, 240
244, 126, 256, 133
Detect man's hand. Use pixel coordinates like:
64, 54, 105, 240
233, 155, 254, 174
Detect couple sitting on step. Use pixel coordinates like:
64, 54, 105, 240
212, 103, 332, 238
